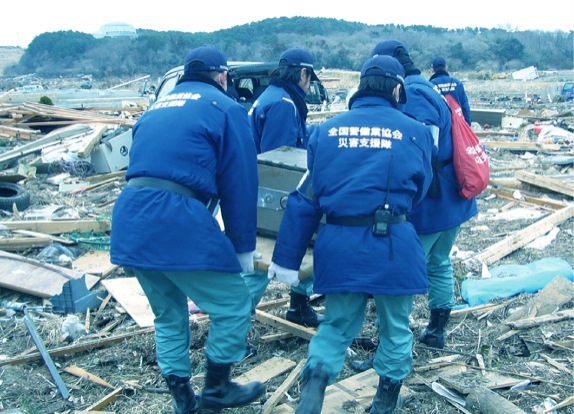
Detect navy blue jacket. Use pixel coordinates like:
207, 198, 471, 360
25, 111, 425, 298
272, 96, 433, 295
403, 74, 477, 234
249, 83, 308, 153
430, 72, 472, 125
110, 79, 258, 273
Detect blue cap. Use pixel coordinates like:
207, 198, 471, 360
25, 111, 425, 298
371, 39, 410, 58
360, 55, 407, 104
184, 46, 228, 73
279, 48, 319, 81
432, 56, 446, 68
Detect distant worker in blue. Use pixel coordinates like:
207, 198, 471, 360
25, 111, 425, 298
430, 56, 472, 125
249, 47, 324, 328
371, 40, 478, 351
268, 54, 434, 414
110, 46, 265, 414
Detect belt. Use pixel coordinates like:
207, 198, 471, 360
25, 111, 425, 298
128, 177, 207, 203
326, 214, 407, 226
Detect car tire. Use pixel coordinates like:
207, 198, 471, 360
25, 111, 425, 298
0, 182, 31, 211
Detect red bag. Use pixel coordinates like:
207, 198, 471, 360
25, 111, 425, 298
445, 94, 490, 200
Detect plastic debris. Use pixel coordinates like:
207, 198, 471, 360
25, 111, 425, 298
525, 227, 560, 250
60, 315, 86, 342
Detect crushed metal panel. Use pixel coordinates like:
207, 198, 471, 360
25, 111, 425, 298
90, 129, 132, 173
256, 146, 307, 237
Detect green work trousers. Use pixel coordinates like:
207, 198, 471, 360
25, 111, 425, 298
134, 269, 252, 378
291, 273, 315, 297
418, 226, 459, 310
241, 270, 270, 312
304, 293, 414, 384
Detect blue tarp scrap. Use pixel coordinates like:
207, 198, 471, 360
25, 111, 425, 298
460, 257, 574, 307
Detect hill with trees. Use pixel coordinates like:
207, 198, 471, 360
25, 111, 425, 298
3, 17, 573, 79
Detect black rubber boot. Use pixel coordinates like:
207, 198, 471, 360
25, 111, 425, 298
295, 364, 329, 414
419, 308, 451, 349
370, 376, 403, 414
165, 375, 201, 414
351, 354, 375, 372
286, 290, 324, 327
199, 359, 265, 412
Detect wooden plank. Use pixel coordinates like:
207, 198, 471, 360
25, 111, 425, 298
489, 188, 568, 210
515, 170, 574, 197
101, 278, 155, 328
505, 309, 574, 330
440, 371, 523, 394
476, 204, 574, 265
234, 356, 296, 385
540, 353, 573, 375
466, 387, 527, 414
0, 250, 100, 298
0, 124, 40, 140
69, 177, 118, 195
73, 250, 119, 278
0, 219, 111, 234
262, 359, 305, 414
77, 125, 108, 158
253, 310, 316, 341
543, 396, 574, 413
83, 388, 123, 411
86, 171, 126, 182
482, 141, 537, 150
12, 229, 76, 245
0, 327, 155, 366
260, 332, 294, 343
0, 236, 52, 250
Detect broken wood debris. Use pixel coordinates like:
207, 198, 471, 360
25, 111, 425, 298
0, 102, 137, 128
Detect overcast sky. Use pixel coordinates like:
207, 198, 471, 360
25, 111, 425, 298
3, 0, 573, 48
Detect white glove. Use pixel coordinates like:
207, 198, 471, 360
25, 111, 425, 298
236, 251, 256, 273
268, 262, 299, 287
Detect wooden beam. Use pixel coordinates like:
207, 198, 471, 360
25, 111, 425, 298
262, 359, 306, 414
86, 171, 126, 182
489, 188, 568, 210
0, 219, 111, 234
515, 170, 574, 198
77, 125, 108, 158
234, 356, 296, 385
476, 204, 574, 265
13, 229, 76, 245
466, 387, 527, 414
253, 310, 316, 341
0, 327, 155, 366
0, 125, 40, 140
505, 309, 574, 330
69, 177, 118, 195
83, 388, 123, 411
482, 141, 537, 150
0, 236, 51, 250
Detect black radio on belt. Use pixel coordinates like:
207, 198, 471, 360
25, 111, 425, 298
373, 206, 392, 237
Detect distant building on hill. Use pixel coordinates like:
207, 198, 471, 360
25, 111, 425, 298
93, 22, 137, 40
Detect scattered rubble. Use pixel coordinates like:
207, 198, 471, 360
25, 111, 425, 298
0, 71, 572, 414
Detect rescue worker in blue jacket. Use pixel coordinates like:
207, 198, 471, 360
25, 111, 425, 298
371, 40, 478, 351
268, 55, 434, 414
110, 46, 265, 414
248, 47, 324, 328
430, 56, 472, 125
